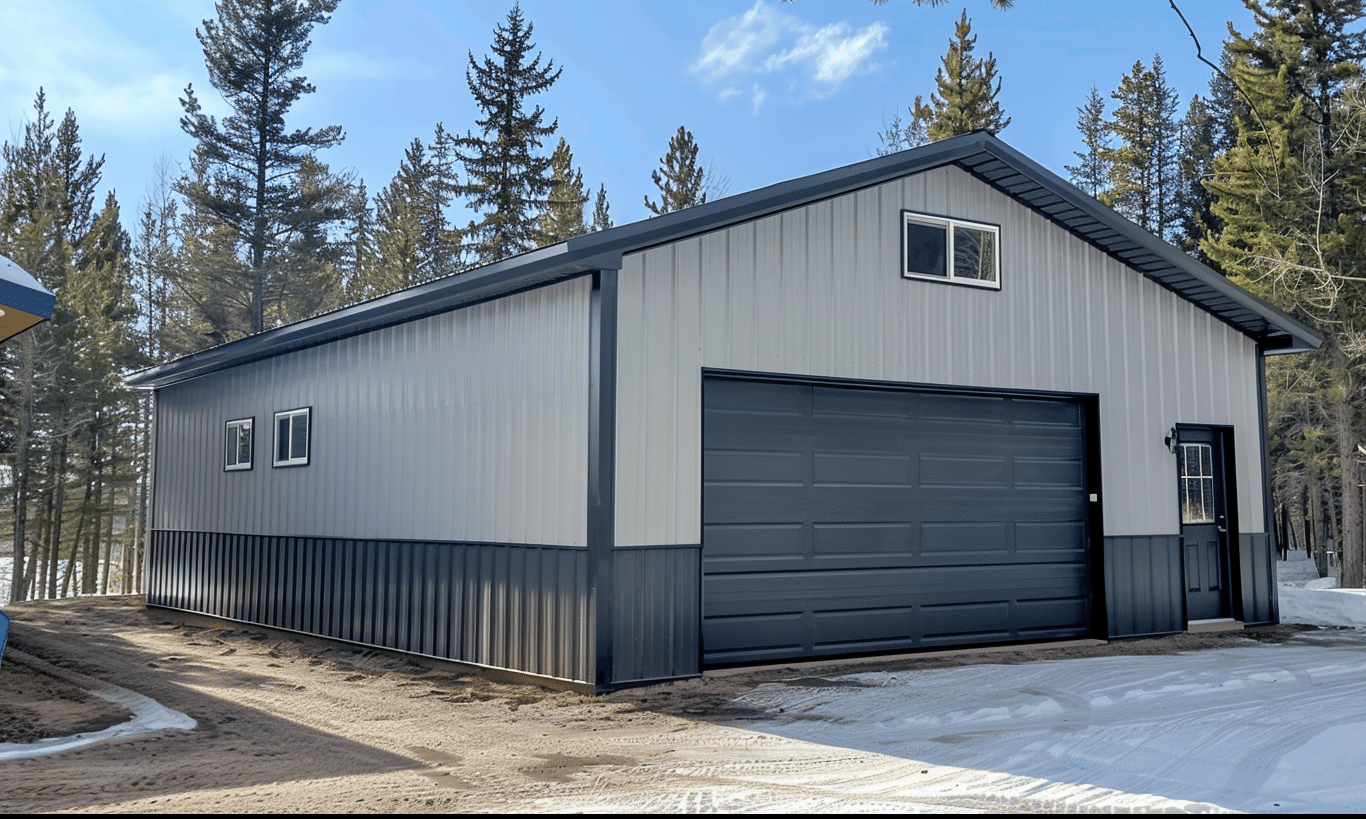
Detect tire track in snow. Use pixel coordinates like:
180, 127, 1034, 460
731, 639, 1366, 812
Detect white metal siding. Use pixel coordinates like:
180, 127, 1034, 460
614, 165, 1262, 546
154, 277, 592, 545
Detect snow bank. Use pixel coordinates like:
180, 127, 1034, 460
1277, 550, 1366, 628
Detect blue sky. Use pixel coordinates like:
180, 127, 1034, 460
0, 0, 1257, 231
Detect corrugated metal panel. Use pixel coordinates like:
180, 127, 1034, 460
147, 531, 592, 683
611, 546, 701, 683
1104, 535, 1184, 638
152, 277, 591, 545
1239, 532, 1277, 626
615, 165, 1264, 547
702, 377, 1091, 664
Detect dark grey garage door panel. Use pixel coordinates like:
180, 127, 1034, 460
702, 376, 1092, 665
703, 563, 1090, 663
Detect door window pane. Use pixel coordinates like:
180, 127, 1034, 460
1179, 443, 1215, 523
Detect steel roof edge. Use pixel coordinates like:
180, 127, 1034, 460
126, 133, 1320, 389
968, 136, 1321, 355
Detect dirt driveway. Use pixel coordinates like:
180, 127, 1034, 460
0, 596, 1299, 813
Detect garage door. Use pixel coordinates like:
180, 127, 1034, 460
702, 376, 1093, 665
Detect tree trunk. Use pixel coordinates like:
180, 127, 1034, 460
1338, 350, 1364, 587
45, 436, 68, 599
61, 468, 95, 598
9, 332, 36, 603
1309, 478, 1327, 577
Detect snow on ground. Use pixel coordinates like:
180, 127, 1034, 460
1277, 550, 1366, 628
0, 680, 195, 761
737, 635, 1366, 813
725, 550, 1366, 814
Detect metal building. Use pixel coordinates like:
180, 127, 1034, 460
128, 133, 1320, 691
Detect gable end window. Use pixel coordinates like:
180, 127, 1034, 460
273, 408, 311, 467
224, 418, 253, 471
903, 211, 1000, 289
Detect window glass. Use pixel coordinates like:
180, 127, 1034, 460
1179, 443, 1215, 523
225, 418, 252, 471
953, 225, 997, 283
903, 212, 999, 288
273, 408, 310, 467
291, 413, 308, 459
905, 222, 947, 277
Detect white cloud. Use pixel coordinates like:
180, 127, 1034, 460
691, 1, 888, 109
692, 2, 786, 85
765, 21, 889, 96
0, 1, 198, 138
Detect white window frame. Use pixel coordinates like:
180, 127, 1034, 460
273, 407, 311, 468
224, 417, 253, 472
902, 211, 1001, 289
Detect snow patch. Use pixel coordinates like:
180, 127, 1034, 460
0, 685, 195, 760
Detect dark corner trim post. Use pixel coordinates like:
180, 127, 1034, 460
146, 390, 160, 584
588, 267, 619, 690
1255, 345, 1279, 623
1084, 394, 1108, 640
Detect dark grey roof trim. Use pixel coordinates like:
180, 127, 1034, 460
128, 133, 1320, 389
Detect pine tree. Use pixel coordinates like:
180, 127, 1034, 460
1102, 56, 1180, 240
127, 178, 180, 593
0, 92, 104, 601
1203, 0, 1366, 585
64, 192, 138, 597
919, 10, 1010, 141
457, 3, 562, 263
0, 92, 138, 602
540, 138, 588, 243
645, 126, 707, 215
591, 185, 613, 231
875, 97, 935, 155
427, 124, 462, 275
176, 0, 347, 335
170, 153, 256, 350
1173, 94, 1220, 262
270, 155, 356, 326
361, 138, 449, 297
1065, 85, 1111, 197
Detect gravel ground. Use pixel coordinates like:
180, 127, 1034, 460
0, 595, 1309, 813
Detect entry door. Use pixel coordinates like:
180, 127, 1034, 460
1179, 428, 1232, 621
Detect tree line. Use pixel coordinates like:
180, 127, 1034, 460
0, 0, 717, 604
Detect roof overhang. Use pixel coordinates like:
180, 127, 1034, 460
127, 132, 1320, 390
0, 255, 55, 342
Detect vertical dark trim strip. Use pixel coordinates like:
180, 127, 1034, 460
587, 268, 619, 690
1083, 394, 1108, 639
1255, 347, 1279, 623
146, 390, 160, 594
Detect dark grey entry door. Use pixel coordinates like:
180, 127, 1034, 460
1179, 427, 1232, 621
702, 376, 1093, 665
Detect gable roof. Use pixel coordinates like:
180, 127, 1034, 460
128, 132, 1320, 389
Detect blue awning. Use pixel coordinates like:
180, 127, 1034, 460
0, 255, 55, 341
